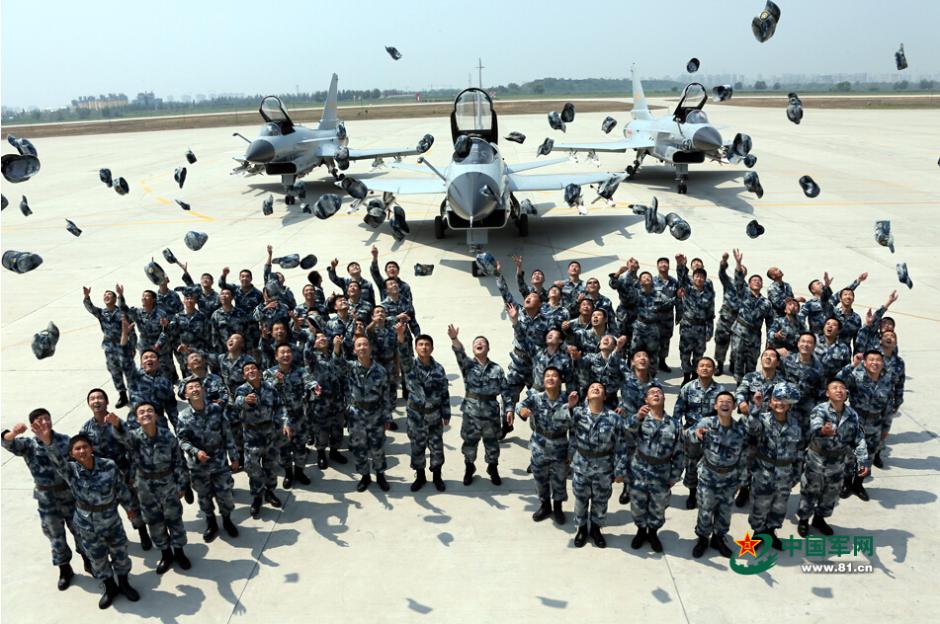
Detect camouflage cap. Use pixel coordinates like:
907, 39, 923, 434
31, 321, 59, 360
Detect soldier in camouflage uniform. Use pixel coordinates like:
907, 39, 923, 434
265, 344, 312, 489
258, 321, 305, 371
567, 308, 619, 356
554, 260, 587, 309
677, 266, 715, 385
729, 250, 774, 383
798, 273, 834, 335
829, 273, 868, 349
2, 409, 87, 589
252, 289, 293, 336
855, 290, 899, 355
371, 246, 414, 304
177, 262, 220, 316
878, 330, 905, 467
570, 383, 628, 549
766, 267, 799, 320
38, 423, 141, 609
617, 350, 661, 505
626, 386, 684, 553
653, 257, 682, 373
689, 391, 746, 559
449, 325, 513, 487
329, 257, 376, 306
117, 283, 175, 383
83, 286, 134, 408
766, 298, 803, 353
815, 318, 851, 382
367, 306, 401, 408
781, 332, 825, 443
234, 361, 291, 517
110, 403, 191, 575
119, 318, 179, 428
523, 328, 575, 395
713, 252, 740, 377
516, 368, 576, 524
177, 377, 240, 543
609, 258, 640, 342
210, 287, 248, 354
156, 277, 184, 318
157, 288, 209, 376
219, 266, 265, 358
304, 333, 348, 469
295, 283, 327, 329
214, 334, 255, 463
568, 277, 615, 322
511, 255, 549, 303
335, 336, 392, 492
745, 383, 803, 550
175, 350, 229, 406
675, 357, 725, 510
733, 348, 783, 508
571, 334, 627, 408
632, 270, 672, 373
379, 277, 420, 337
396, 323, 451, 492
796, 379, 870, 537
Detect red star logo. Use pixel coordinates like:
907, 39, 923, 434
735, 531, 762, 558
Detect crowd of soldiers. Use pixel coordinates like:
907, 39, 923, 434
3, 244, 907, 609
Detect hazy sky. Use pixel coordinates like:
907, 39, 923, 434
3, 0, 938, 109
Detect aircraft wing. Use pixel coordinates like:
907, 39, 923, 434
364, 177, 446, 195
505, 157, 569, 174
552, 135, 655, 153
508, 172, 619, 193
347, 147, 421, 161
388, 162, 436, 174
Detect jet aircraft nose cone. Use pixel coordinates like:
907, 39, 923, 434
447, 172, 499, 222
245, 139, 276, 163
692, 126, 723, 152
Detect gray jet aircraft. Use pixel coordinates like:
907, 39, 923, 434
552, 66, 754, 194
232, 73, 426, 203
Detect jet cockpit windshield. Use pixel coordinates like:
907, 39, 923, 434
673, 83, 708, 123
259, 96, 295, 134
454, 137, 497, 164
451, 88, 498, 144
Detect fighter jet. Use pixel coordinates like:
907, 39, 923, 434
365, 89, 620, 273
232, 73, 425, 203
552, 66, 754, 194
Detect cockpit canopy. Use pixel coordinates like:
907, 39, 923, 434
451, 88, 498, 144
673, 83, 708, 124
259, 96, 294, 135
454, 137, 497, 164
685, 109, 709, 124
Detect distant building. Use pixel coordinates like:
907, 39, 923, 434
70, 93, 129, 111
134, 91, 163, 108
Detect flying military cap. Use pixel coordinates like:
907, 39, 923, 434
363, 198, 386, 228
174, 166, 187, 189
185, 149, 197, 164
644, 203, 667, 234
1, 153, 41, 183
389, 204, 410, 241
561, 103, 576, 124
65, 219, 82, 237
537, 137, 554, 157
335, 146, 350, 170
745, 219, 765, 238
162, 248, 178, 264
712, 84, 733, 103
385, 46, 402, 60
896, 262, 913, 289
453, 135, 471, 159
300, 254, 317, 270
19, 196, 32, 216
145, 259, 167, 285
8, 134, 37, 157
665, 212, 692, 240
175, 199, 191, 211
1, 194, 7, 210
770, 382, 801, 405
113, 177, 129, 195
474, 252, 498, 276
414, 263, 435, 276
743, 154, 758, 168
564, 184, 582, 208
731, 133, 752, 158
895, 43, 908, 71
341, 177, 368, 200
786, 93, 803, 125
601, 116, 618, 134
262, 195, 274, 216
273, 254, 301, 269
417, 134, 434, 153
2, 250, 43, 274
520, 198, 537, 215
595, 176, 621, 201
99, 168, 113, 187
315, 194, 342, 220
751, 0, 781, 43
31, 322, 60, 360
548, 111, 566, 132
686, 58, 700, 73
184, 231, 208, 251
182, 286, 201, 299
874, 220, 895, 253
629, 196, 657, 216
301, 203, 312, 214
744, 171, 764, 198
265, 278, 285, 299
799, 175, 820, 198
505, 132, 526, 144
291, 180, 306, 199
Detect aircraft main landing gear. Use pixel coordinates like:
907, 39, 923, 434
678, 176, 688, 195
434, 215, 446, 239
515, 214, 529, 237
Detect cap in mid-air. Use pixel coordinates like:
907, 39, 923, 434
300, 254, 317, 270
185, 149, 197, 164
564, 184, 582, 208
385, 46, 402, 60
505, 132, 526, 144
473, 252, 498, 277
145, 259, 167, 285
665, 213, 692, 241
273, 254, 301, 269
1, 153, 41, 183
99, 168, 113, 187
31, 322, 60, 360
896, 263, 913, 289
65, 219, 82, 237
184, 231, 208, 251
19, 196, 32, 216
161, 248, 178, 265
548, 111, 565, 133
799, 175, 820, 198
2, 250, 44, 274
686, 58, 700, 73
7, 134, 37, 157
895, 43, 908, 71
417, 134, 435, 153
363, 199, 386, 228
389, 205, 410, 241
752, 0, 781, 43
175, 199, 191, 211
874, 221, 895, 253
262, 195, 274, 216
744, 171, 764, 198
537, 137, 554, 157
315, 194, 342, 220
414, 263, 435, 276
601, 116, 618, 134
174, 167, 187, 189
746, 219, 766, 239
341, 177, 368, 200
712, 85, 733, 103
113, 177, 129, 195
561, 103, 576, 124
786, 93, 803, 125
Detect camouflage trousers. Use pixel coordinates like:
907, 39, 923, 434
748, 462, 800, 531
631, 321, 661, 371
682, 435, 704, 489
798, 450, 844, 520
845, 413, 884, 479
310, 398, 344, 450
348, 407, 388, 475
102, 341, 128, 393
678, 321, 709, 375
738, 440, 757, 489
406, 410, 445, 471
630, 457, 674, 530
136, 476, 187, 550
190, 467, 235, 517
730, 328, 761, 382
694, 467, 738, 537
281, 409, 309, 470
657, 318, 674, 364
36, 489, 81, 566
74, 507, 131, 581
460, 414, 501, 465
530, 435, 569, 502
713, 308, 736, 366
572, 457, 614, 527
243, 428, 281, 497
615, 309, 637, 345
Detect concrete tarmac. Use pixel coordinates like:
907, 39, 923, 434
2, 99, 939, 622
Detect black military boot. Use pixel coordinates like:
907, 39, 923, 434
685, 488, 697, 510
873, 452, 884, 469
250, 496, 262, 518
173, 547, 191, 570
463, 462, 476, 486
692, 535, 709, 558
735, 486, 750, 508
117, 574, 140, 601
839, 475, 853, 499
156, 549, 174, 574
618, 483, 630, 505
573, 525, 589, 548
317, 449, 328, 469
648, 528, 664, 553
432, 467, 446, 491
589, 524, 607, 548
57, 563, 74, 590
99, 578, 119, 609
630, 527, 647, 549
797, 518, 810, 537
222, 515, 239, 538
410, 469, 427, 492
767, 529, 783, 551
294, 467, 311, 485
203, 514, 219, 543
356, 473, 372, 492
376, 472, 390, 492
282, 466, 295, 489
498, 421, 514, 441
710, 534, 733, 558
115, 390, 129, 409
658, 361, 672, 373
137, 525, 152, 551
487, 463, 502, 486
264, 490, 283, 508
715, 361, 724, 377
812, 515, 834, 536
852, 475, 870, 502
80, 551, 92, 574
388, 420, 399, 431
183, 485, 194, 505
329, 448, 348, 464
552, 501, 566, 524
532, 500, 552, 522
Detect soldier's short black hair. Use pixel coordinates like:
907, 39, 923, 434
143, 289, 157, 299
691, 257, 704, 266
798, 332, 817, 343
882, 316, 895, 326
415, 334, 434, 346
593, 308, 607, 318
28, 408, 50, 423
715, 391, 735, 403
220, 285, 236, 297
761, 347, 781, 362
547, 284, 561, 294
347, 261, 360, 272
580, 298, 595, 309
68, 433, 93, 452
696, 356, 716, 369
104, 289, 116, 298
472, 335, 490, 348
826, 378, 847, 389
631, 349, 649, 360
543, 366, 562, 378
863, 350, 884, 360
242, 361, 259, 373
657, 257, 669, 264
200, 272, 213, 281
385, 276, 398, 287
134, 401, 157, 414
275, 343, 293, 354
531, 268, 545, 277
240, 269, 253, 279
748, 274, 762, 283
384, 260, 399, 272
86, 388, 109, 403
140, 348, 159, 359
639, 271, 653, 280
839, 287, 854, 297
825, 316, 842, 328
807, 279, 821, 291
568, 260, 581, 269
307, 270, 322, 287
693, 268, 707, 279
644, 385, 663, 396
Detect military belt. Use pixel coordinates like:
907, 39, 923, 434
76, 500, 115, 512
407, 402, 441, 415
855, 409, 882, 422
352, 400, 380, 410
533, 427, 568, 440
702, 458, 737, 474
577, 446, 612, 458
35, 482, 69, 493
138, 467, 173, 480
637, 316, 658, 324
466, 392, 497, 402
756, 452, 796, 467
636, 449, 671, 466
808, 441, 846, 459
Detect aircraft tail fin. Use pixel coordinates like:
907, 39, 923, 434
631, 65, 653, 121
319, 73, 339, 129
